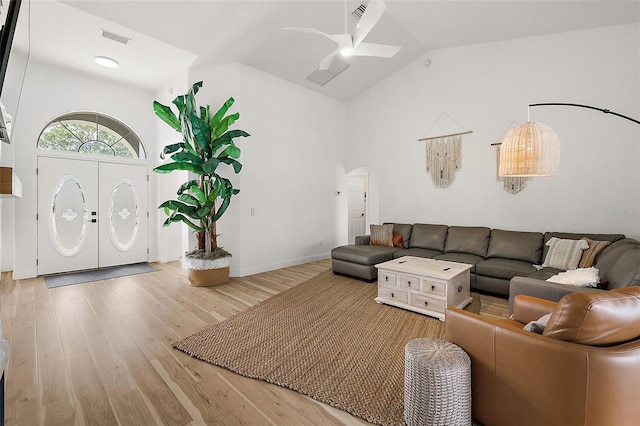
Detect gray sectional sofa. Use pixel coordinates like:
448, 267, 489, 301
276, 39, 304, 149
331, 223, 640, 299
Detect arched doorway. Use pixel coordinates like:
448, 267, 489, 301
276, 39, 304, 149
36, 112, 149, 275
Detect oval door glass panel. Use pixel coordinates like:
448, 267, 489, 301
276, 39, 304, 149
109, 179, 139, 251
50, 176, 89, 256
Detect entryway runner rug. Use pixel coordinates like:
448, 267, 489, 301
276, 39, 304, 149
173, 269, 480, 426
44, 262, 159, 289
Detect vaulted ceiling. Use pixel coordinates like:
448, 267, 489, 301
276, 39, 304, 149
12, 1, 640, 101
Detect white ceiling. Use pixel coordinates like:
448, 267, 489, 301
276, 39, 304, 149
12, 0, 640, 102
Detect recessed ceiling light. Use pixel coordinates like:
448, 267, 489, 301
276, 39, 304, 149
94, 56, 119, 68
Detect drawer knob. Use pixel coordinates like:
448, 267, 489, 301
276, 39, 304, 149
385, 276, 388, 282
431, 285, 435, 291
458, 285, 462, 292
391, 292, 394, 298
408, 281, 411, 287
424, 301, 429, 306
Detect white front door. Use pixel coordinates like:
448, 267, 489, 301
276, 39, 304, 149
98, 162, 148, 268
348, 175, 367, 243
37, 157, 148, 275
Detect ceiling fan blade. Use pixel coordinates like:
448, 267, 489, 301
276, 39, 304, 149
284, 27, 350, 46
352, 0, 386, 48
319, 48, 340, 71
351, 42, 401, 58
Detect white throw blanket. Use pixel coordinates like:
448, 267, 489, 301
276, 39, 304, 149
546, 267, 599, 287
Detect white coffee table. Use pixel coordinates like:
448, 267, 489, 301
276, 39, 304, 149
375, 256, 473, 321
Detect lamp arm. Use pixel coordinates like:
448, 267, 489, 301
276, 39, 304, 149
529, 103, 640, 126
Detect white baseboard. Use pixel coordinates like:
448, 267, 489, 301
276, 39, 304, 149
232, 252, 331, 278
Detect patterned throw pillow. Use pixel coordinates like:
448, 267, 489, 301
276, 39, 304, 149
370, 224, 394, 247
578, 238, 611, 268
542, 237, 589, 270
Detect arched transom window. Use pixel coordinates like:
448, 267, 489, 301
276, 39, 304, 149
37, 112, 146, 159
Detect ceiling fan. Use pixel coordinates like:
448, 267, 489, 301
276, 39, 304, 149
284, 0, 401, 71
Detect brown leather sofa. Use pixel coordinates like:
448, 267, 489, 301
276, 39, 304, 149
446, 287, 640, 426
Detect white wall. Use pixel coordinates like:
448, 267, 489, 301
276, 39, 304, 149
153, 72, 190, 264
0, 49, 29, 271
11, 59, 157, 278
346, 23, 640, 240
186, 63, 347, 277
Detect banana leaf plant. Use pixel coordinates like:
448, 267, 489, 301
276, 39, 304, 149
153, 81, 249, 258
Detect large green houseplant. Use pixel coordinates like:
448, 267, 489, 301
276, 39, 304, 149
153, 81, 249, 286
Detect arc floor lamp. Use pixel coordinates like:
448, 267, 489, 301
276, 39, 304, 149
499, 103, 640, 177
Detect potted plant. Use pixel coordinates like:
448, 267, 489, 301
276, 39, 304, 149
153, 81, 249, 286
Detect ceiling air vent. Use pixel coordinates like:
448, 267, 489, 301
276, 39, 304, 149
101, 30, 130, 45
306, 56, 350, 86
352, 3, 367, 19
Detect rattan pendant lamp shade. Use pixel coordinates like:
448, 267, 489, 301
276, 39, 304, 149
498, 121, 560, 177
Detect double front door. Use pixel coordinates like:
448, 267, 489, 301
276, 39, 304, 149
37, 157, 148, 275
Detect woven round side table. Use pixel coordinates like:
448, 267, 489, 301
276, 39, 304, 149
404, 338, 471, 426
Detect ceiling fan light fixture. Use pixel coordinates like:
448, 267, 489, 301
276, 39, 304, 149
94, 56, 119, 69
340, 47, 353, 57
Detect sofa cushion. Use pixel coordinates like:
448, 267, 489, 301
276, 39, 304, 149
487, 229, 543, 264
475, 258, 537, 280
434, 253, 483, 273
384, 222, 413, 249
394, 248, 440, 259
526, 268, 564, 280
595, 238, 640, 276
578, 238, 611, 268
605, 248, 640, 289
408, 224, 448, 251
331, 245, 398, 265
542, 237, 589, 270
543, 287, 640, 346
542, 232, 625, 260
444, 226, 491, 257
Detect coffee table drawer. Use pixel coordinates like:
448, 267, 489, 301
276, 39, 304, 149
378, 271, 397, 286
423, 280, 446, 297
378, 287, 408, 304
411, 293, 445, 313
399, 274, 420, 290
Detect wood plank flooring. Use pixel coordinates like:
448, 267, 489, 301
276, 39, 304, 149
1, 259, 508, 425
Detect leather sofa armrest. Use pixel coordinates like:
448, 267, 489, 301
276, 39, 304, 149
445, 308, 501, 425
508, 276, 601, 314
355, 235, 370, 245
511, 295, 556, 324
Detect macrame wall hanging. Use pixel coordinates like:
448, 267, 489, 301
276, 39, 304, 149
419, 111, 472, 188
491, 122, 530, 194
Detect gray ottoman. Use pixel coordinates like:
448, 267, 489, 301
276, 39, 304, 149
404, 338, 471, 426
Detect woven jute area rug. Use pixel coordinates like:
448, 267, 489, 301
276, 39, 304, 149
173, 270, 480, 426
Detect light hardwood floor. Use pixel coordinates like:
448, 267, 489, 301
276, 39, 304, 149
1, 259, 508, 425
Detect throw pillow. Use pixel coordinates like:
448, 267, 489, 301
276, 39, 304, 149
541, 237, 589, 270
370, 224, 394, 247
579, 238, 611, 268
523, 313, 552, 334
392, 233, 403, 248
546, 267, 599, 287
